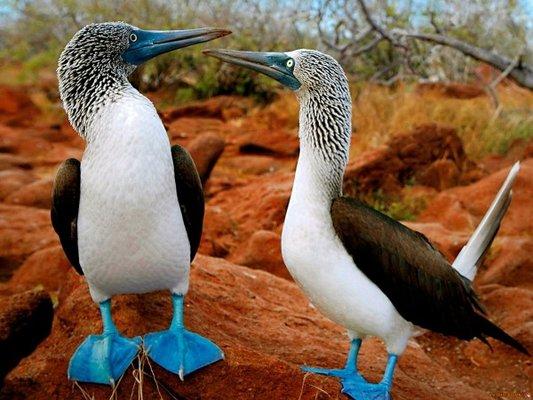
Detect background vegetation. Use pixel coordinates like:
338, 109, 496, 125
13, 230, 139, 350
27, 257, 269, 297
0, 0, 531, 161
1, 0, 531, 94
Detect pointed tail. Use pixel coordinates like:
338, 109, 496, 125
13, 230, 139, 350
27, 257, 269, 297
452, 162, 520, 281
476, 314, 529, 355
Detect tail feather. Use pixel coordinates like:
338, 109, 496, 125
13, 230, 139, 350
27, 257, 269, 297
477, 314, 529, 355
453, 162, 520, 280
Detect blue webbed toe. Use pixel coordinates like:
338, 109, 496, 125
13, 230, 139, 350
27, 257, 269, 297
144, 294, 223, 379
145, 328, 223, 378
301, 341, 398, 400
68, 332, 141, 385
68, 299, 141, 385
341, 380, 391, 400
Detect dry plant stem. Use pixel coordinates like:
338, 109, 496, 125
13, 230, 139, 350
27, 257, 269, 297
74, 381, 95, 400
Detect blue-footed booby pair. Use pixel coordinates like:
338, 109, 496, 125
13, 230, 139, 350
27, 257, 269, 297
204, 48, 529, 400
53, 22, 230, 385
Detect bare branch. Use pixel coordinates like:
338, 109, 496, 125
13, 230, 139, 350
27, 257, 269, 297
355, 0, 407, 50
351, 35, 383, 57
428, 11, 442, 34
401, 32, 533, 89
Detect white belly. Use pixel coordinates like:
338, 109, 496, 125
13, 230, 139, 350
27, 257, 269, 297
281, 150, 413, 354
77, 89, 190, 303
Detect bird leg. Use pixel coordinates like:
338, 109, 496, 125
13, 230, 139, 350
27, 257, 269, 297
302, 343, 399, 400
341, 353, 398, 400
144, 293, 224, 379
301, 338, 366, 381
68, 299, 141, 385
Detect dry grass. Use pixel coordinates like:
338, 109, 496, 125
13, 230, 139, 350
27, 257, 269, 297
352, 83, 533, 160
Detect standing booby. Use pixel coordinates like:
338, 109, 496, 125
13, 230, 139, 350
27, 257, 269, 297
204, 48, 529, 399
53, 22, 230, 385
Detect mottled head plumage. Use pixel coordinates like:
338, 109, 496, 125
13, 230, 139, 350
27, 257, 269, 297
288, 50, 352, 179
288, 50, 351, 100
58, 22, 137, 136
58, 23, 231, 137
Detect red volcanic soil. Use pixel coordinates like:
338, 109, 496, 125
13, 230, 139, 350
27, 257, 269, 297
0, 84, 531, 399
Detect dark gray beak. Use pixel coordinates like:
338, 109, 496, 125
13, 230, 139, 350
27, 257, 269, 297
203, 49, 301, 90
123, 28, 231, 65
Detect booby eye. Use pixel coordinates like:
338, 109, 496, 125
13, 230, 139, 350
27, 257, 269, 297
286, 59, 294, 68
129, 33, 138, 42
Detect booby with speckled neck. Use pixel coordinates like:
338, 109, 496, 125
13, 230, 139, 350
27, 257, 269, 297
53, 22, 230, 385
204, 48, 529, 400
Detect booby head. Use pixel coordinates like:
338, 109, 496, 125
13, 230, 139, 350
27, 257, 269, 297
205, 49, 352, 190
58, 22, 230, 135
203, 49, 350, 99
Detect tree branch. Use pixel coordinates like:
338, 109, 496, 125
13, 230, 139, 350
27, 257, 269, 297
355, 0, 407, 50
355, 0, 532, 90
401, 32, 533, 89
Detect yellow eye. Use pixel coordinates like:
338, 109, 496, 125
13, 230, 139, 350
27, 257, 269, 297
286, 59, 294, 68
129, 33, 138, 42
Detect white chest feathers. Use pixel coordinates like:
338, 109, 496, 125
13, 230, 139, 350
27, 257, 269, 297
281, 148, 413, 354
77, 88, 190, 303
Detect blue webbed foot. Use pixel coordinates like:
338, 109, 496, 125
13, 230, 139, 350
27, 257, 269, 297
68, 332, 141, 384
302, 341, 397, 400
341, 380, 391, 400
145, 328, 224, 378
144, 294, 223, 379
68, 300, 141, 385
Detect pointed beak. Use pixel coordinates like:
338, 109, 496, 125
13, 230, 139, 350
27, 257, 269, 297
123, 28, 231, 65
203, 49, 301, 90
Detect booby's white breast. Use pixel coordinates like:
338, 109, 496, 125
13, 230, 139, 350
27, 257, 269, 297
281, 148, 413, 354
78, 87, 190, 303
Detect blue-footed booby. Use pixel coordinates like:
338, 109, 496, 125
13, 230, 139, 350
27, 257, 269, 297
53, 22, 230, 385
204, 48, 529, 400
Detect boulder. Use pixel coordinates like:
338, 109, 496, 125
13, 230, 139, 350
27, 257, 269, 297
418, 160, 533, 237
0, 155, 32, 172
203, 172, 293, 262
8, 246, 72, 293
231, 230, 290, 280
405, 161, 532, 282
223, 155, 284, 176
237, 129, 299, 157
0, 86, 40, 127
187, 132, 225, 185
4, 178, 53, 209
344, 124, 483, 196
0, 289, 53, 383
0, 169, 37, 201
163, 96, 252, 122
0, 204, 57, 282
1, 256, 496, 400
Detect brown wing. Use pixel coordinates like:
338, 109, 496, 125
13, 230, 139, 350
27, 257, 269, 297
51, 158, 82, 275
331, 196, 527, 353
171, 145, 204, 261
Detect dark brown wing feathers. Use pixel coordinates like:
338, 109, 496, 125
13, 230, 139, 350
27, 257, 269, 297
51, 158, 83, 275
331, 196, 528, 354
171, 145, 204, 262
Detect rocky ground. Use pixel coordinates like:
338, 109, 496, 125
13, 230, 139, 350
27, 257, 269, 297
0, 84, 531, 399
